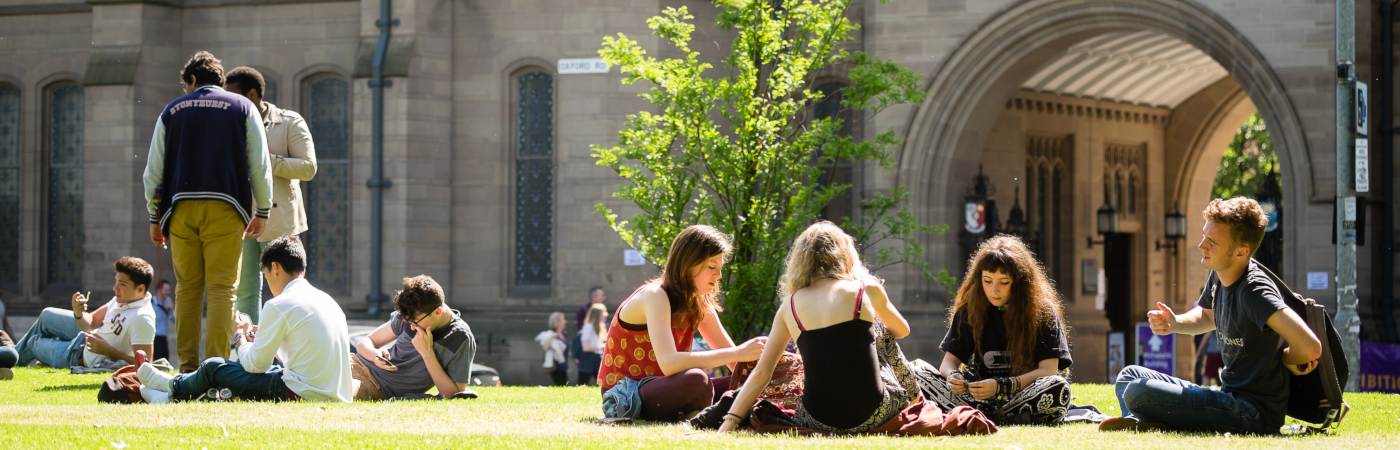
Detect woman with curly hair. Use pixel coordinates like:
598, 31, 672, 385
926, 235, 1074, 425
597, 225, 767, 422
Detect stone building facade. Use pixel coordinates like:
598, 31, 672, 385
1, 0, 1395, 384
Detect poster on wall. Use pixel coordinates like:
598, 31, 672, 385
1136, 322, 1175, 375
1107, 332, 1125, 382
1361, 340, 1400, 393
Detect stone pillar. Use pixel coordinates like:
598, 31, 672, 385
83, 2, 183, 289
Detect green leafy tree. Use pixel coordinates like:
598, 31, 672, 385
1212, 113, 1279, 199
592, 0, 948, 337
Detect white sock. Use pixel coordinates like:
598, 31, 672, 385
139, 386, 172, 404
136, 363, 173, 392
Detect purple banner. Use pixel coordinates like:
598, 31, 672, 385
1136, 322, 1175, 375
1360, 340, 1400, 393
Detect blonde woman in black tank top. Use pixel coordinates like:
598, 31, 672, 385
719, 221, 922, 433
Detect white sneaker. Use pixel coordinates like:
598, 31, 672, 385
140, 386, 172, 404
136, 363, 174, 392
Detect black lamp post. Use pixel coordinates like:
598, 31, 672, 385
1155, 205, 1187, 251
1087, 201, 1117, 248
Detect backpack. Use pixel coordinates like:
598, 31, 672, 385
97, 364, 144, 404
1253, 262, 1349, 432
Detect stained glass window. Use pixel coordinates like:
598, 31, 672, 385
814, 81, 857, 223
262, 77, 278, 105
0, 85, 19, 292
302, 76, 350, 296
514, 71, 553, 292
46, 84, 83, 286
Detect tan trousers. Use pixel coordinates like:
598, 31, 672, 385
168, 200, 244, 372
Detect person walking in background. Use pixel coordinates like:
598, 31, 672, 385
536, 312, 569, 386
151, 280, 175, 362
224, 66, 317, 325
143, 51, 273, 372
576, 286, 606, 330
576, 303, 608, 386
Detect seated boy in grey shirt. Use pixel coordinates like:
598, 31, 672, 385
351, 275, 476, 400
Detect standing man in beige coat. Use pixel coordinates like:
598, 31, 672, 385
225, 67, 317, 324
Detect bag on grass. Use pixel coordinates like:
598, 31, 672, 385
97, 364, 144, 404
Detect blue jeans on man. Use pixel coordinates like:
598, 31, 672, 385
171, 357, 296, 401
13, 308, 85, 368
1115, 365, 1279, 434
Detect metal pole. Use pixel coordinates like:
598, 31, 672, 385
1334, 0, 1362, 391
367, 0, 396, 318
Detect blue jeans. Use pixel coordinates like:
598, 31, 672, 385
0, 345, 17, 368
171, 357, 295, 401
1114, 365, 1279, 434
13, 308, 84, 368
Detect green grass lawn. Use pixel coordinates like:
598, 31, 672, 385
1, 367, 1396, 448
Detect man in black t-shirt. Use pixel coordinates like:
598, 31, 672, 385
1100, 198, 1321, 434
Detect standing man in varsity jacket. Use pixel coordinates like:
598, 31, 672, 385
143, 51, 273, 372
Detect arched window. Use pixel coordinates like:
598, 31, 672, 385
302, 75, 351, 295
0, 84, 19, 292
1026, 134, 1073, 299
263, 78, 279, 105
512, 69, 554, 295
46, 83, 83, 287
813, 81, 857, 222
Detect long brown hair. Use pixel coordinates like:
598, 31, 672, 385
949, 235, 1066, 374
658, 225, 732, 329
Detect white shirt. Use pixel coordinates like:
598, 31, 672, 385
235, 278, 353, 402
580, 325, 602, 354
534, 330, 567, 368
83, 295, 156, 368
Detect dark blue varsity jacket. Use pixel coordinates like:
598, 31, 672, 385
142, 85, 272, 234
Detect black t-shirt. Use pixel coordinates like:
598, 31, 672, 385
1197, 259, 1290, 422
940, 307, 1072, 378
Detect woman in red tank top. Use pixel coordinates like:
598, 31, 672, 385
598, 225, 767, 422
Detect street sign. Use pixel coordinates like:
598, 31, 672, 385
1356, 81, 1368, 136
1356, 138, 1370, 193
558, 58, 609, 74
1136, 322, 1174, 375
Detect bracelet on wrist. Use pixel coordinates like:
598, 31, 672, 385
723, 412, 745, 422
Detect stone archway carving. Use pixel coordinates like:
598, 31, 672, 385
898, 0, 1311, 288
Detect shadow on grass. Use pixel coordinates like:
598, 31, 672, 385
37, 383, 102, 392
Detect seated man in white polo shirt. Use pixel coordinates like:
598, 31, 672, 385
137, 236, 353, 402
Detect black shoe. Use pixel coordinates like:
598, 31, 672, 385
1099, 416, 1170, 432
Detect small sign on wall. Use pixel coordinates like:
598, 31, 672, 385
623, 249, 646, 266
1307, 271, 1329, 290
558, 58, 609, 74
